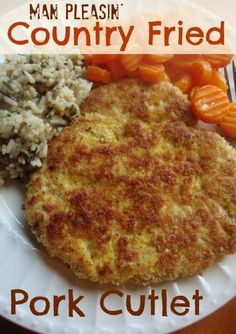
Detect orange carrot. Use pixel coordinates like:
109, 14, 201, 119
165, 64, 185, 82
161, 72, 170, 82
84, 54, 233, 90
191, 85, 230, 124
220, 103, 236, 139
203, 54, 233, 69
121, 55, 142, 72
174, 74, 192, 93
92, 54, 119, 65
191, 60, 213, 86
83, 54, 93, 66
87, 66, 111, 84
210, 70, 228, 93
106, 59, 126, 81
165, 55, 202, 82
143, 54, 174, 65
138, 64, 166, 84
189, 87, 199, 100
126, 69, 139, 78
168, 54, 203, 71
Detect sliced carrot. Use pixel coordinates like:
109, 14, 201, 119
121, 55, 142, 72
165, 64, 185, 82
174, 74, 192, 93
106, 59, 126, 81
87, 66, 111, 84
126, 69, 139, 78
92, 54, 119, 65
138, 64, 166, 84
84, 54, 233, 90
189, 86, 199, 100
143, 54, 174, 65
165, 55, 202, 82
168, 54, 203, 71
83, 54, 93, 66
210, 70, 228, 93
162, 72, 170, 82
203, 54, 233, 69
191, 85, 230, 124
220, 103, 236, 139
191, 60, 213, 86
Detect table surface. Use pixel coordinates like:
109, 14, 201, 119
0, 297, 235, 334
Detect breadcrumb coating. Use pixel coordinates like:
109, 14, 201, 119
25, 80, 236, 285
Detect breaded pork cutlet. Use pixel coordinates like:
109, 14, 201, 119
25, 80, 236, 285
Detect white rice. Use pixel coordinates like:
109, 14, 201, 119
0, 55, 93, 186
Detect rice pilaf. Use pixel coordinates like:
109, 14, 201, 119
0, 55, 92, 185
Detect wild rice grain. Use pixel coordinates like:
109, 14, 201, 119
0, 55, 92, 185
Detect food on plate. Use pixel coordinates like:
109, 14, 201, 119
120, 54, 143, 72
25, 79, 236, 285
202, 54, 233, 69
87, 65, 111, 84
92, 54, 119, 65
220, 103, 236, 139
84, 53, 230, 103
167, 54, 203, 73
106, 59, 126, 81
174, 74, 192, 93
143, 54, 174, 64
191, 60, 213, 87
210, 70, 228, 93
138, 63, 168, 84
0, 55, 92, 186
190, 85, 230, 124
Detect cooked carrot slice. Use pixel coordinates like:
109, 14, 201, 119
121, 55, 142, 72
191, 60, 213, 86
92, 54, 119, 65
161, 72, 170, 82
106, 59, 126, 81
143, 54, 174, 64
87, 66, 111, 84
126, 69, 139, 78
220, 103, 236, 138
203, 54, 233, 69
174, 74, 192, 93
189, 86, 200, 101
191, 85, 230, 124
138, 64, 166, 84
210, 70, 228, 93
165, 55, 202, 82
83, 54, 93, 66
168, 54, 203, 71
165, 64, 184, 82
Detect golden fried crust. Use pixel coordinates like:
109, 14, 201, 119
25, 80, 236, 284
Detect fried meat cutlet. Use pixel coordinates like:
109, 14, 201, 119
25, 80, 236, 284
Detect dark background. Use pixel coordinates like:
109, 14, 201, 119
0, 297, 235, 334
